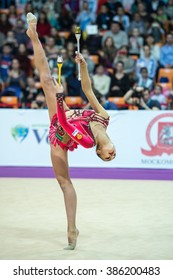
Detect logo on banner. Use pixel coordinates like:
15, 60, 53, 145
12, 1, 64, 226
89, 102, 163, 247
141, 113, 173, 156
11, 125, 29, 142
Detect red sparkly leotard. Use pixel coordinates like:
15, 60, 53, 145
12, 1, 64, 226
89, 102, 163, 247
49, 94, 109, 151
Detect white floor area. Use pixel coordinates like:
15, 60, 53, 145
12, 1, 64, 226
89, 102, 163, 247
0, 178, 173, 260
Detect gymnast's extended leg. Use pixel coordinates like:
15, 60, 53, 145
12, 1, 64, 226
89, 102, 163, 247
26, 13, 69, 120
26, 13, 78, 249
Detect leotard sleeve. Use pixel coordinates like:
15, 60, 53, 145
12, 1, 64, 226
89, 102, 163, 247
56, 94, 95, 148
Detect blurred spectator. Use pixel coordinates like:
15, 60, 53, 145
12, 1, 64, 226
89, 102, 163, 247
129, 27, 144, 55
109, 61, 131, 97
151, 84, 167, 109
136, 45, 157, 79
137, 67, 153, 90
128, 12, 147, 35
124, 86, 161, 110
131, 0, 143, 14
168, 94, 173, 110
85, 33, 102, 54
42, 0, 60, 28
0, 77, 4, 94
137, 2, 151, 23
96, 4, 112, 31
112, 6, 130, 32
156, 6, 168, 25
92, 64, 111, 97
105, 0, 123, 17
102, 21, 128, 49
66, 41, 75, 58
81, 48, 95, 74
141, 34, 160, 61
66, 70, 81, 96
113, 45, 136, 74
147, 19, 165, 43
160, 33, 173, 68
14, 43, 32, 76
31, 92, 47, 109
0, 0, 15, 9
63, 0, 79, 18
99, 36, 117, 68
8, 4, 18, 27
4, 31, 18, 52
0, 32, 5, 48
157, 84, 172, 98
22, 76, 39, 107
58, 5, 75, 30
45, 36, 59, 59
13, 19, 30, 45
166, 0, 173, 20
76, 1, 95, 32
20, 2, 34, 29
15, 0, 27, 10
30, 0, 45, 12
79, 0, 98, 16
0, 0, 171, 110
122, 0, 135, 12
50, 27, 65, 49
37, 11, 51, 39
98, 95, 118, 110
61, 48, 76, 78
0, 43, 13, 82
146, 0, 166, 15
3, 58, 26, 99
0, 13, 13, 35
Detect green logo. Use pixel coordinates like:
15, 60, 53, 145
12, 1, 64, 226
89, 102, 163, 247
11, 125, 29, 142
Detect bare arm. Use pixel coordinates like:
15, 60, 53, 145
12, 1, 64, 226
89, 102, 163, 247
124, 86, 144, 104
51, 77, 69, 111
124, 86, 154, 110
5, 71, 12, 87
75, 53, 109, 118
123, 89, 134, 104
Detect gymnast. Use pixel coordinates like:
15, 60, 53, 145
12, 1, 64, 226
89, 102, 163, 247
26, 13, 116, 250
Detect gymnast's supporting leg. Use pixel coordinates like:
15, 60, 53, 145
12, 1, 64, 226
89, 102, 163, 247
51, 145, 79, 250
27, 13, 78, 249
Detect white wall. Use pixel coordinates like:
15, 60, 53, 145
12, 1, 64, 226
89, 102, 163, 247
0, 109, 173, 169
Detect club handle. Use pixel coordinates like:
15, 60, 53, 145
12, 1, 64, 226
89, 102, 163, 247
57, 56, 63, 84
75, 27, 81, 81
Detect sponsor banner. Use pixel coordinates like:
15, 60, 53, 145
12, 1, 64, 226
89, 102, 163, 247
0, 109, 173, 169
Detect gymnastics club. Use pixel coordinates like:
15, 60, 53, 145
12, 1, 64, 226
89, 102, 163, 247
75, 26, 81, 81
57, 55, 63, 85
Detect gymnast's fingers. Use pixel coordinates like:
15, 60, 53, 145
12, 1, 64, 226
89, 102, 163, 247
75, 51, 84, 64
52, 77, 64, 92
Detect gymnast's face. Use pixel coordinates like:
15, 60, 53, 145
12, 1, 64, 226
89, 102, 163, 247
96, 142, 116, 161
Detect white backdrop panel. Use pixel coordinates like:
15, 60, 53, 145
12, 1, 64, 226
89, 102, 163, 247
0, 109, 173, 169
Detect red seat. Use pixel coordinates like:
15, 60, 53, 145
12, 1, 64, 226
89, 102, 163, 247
158, 68, 173, 84
0, 96, 18, 108
108, 97, 128, 109
65, 96, 83, 108
58, 31, 70, 39
89, 55, 99, 64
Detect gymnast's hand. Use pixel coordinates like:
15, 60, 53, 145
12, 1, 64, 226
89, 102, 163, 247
52, 77, 64, 94
75, 52, 86, 65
